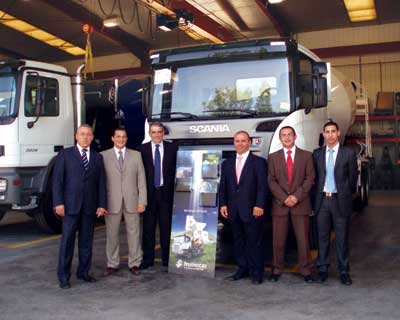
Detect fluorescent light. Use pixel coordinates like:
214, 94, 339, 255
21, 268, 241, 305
268, 0, 285, 4
159, 25, 173, 32
103, 16, 119, 28
343, 0, 377, 22
0, 9, 85, 56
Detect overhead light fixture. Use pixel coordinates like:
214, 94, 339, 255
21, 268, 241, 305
0, 9, 85, 56
268, 0, 285, 4
156, 14, 178, 32
343, 0, 377, 22
103, 15, 119, 28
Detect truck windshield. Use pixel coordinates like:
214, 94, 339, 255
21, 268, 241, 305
0, 75, 17, 119
151, 58, 291, 120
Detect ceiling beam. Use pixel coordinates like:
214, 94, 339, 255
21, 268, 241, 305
42, 0, 150, 63
169, 1, 236, 42
215, 0, 250, 32
312, 41, 400, 58
254, 0, 290, 37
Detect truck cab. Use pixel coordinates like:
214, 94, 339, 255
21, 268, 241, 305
0, 60, 75, 231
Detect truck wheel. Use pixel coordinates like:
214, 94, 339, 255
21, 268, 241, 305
33, 179, 62, 234
0, 209, 6, 222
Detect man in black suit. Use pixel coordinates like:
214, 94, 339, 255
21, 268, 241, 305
313, 121, 358, 286
219, 131, 268, 284
138, 122, 177, 271
53, 124, 107, 289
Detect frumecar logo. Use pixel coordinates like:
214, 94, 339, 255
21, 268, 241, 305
189, 124, 230, 133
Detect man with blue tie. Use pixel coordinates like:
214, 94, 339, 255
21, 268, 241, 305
313, 121, 358, 285
53, 124, 107, 289
138, 122, 177, 271
219, 131, 268, 284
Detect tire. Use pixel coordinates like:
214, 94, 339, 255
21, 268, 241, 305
0, 209, 6, 222
33, 177, 62, 234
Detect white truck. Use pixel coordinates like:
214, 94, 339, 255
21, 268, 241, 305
0, 60, 92, 232
144, 38, 370, 216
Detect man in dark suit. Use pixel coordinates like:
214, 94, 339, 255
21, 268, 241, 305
313, 121, 358, 286
219, 131, 268, 284
138, 122, 177, 271
268, 126, 315, 283
53, 124, 107, 289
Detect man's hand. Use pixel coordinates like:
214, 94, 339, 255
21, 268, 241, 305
253, 206, 264, 218
220, 206, 228, 219
284, 195, 298, 207
96, 207, 107, 217
137, 204, 146, 214
54, 205, 65, 217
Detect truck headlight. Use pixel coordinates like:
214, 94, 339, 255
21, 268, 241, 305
0, 179, 7, 192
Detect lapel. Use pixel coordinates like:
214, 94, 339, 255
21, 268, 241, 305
321, 146, 327, 177
278, 149, 289, 182
334, 145, 343, 173
73, 146, 85, 170
112, 149, 122, 172
87, 149, 96, 172
238, 153, 252, 185
162, 142, 167, 173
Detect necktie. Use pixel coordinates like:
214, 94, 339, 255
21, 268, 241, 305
287, 150, 293, 185
326, 148, 336, 192
118, 150, 124, 171
154, 144, 161, 187
81, 148, 89, 171
236, 155, 243, 184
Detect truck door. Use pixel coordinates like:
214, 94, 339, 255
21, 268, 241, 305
18, 72, 74, 167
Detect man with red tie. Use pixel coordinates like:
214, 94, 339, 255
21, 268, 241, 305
219, 131, 268, 284
268, 126, 315, 283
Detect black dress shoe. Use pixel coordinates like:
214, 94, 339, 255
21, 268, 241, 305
252, 277, 263, 285
303, 275, 314, 283
268, 274, 281, 282
225, 271, 249, 281
317, 272, 328, 283
59, 280, 71, 289
139, 263, 154, 270
340, 273, 352, 286
77, 275, 97, 283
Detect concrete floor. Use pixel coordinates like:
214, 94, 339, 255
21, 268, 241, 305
0, 191, 399, 320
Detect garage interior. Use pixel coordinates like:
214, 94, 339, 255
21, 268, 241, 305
0, 0, 400, 319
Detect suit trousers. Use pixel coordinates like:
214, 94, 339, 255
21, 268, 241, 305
317, 196, 350, 274
272, 214, 312, 276
57, 211, 96, 281
142, 187, 172, 266
230, 214, 264, 279
105, 202, 142, 269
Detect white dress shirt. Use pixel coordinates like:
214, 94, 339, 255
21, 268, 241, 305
77, 144, 90, 162
114, 146, 126, 159
236, 150, 250, 167
283, 145, 296, 161
151, 141, 164, 186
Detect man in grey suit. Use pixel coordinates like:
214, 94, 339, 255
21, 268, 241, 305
101, 128, 147, 276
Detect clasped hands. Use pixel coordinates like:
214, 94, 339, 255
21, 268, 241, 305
284, 195, 298, 208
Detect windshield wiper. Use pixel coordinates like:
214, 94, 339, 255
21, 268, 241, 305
203, 108, 258, 116
152, 112, 198, 120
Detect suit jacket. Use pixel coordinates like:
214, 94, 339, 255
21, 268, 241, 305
268, 147, 315, 216
101, 148, 147, 213
52, 146, 107, 215
219, 153, 268, 223
138, 141, 177, 203
313, 145, 358, 217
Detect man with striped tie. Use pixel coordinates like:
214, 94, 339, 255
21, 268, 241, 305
313, 121, 358, 286
53, 124, 107, 289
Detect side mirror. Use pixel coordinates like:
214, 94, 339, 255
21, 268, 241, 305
141, 77, 151, 117
312, 62, 328, 108
27, 77, 45, 129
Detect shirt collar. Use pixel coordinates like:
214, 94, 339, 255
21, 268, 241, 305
326, 143, 339, 153
151, 141, 164, 148
236, 150, 250, 160
114, 146, 126, 154
77, 144, 90, 153
283, 145, 296, 154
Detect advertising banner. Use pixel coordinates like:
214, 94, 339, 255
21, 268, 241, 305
168, 149, 221, 278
